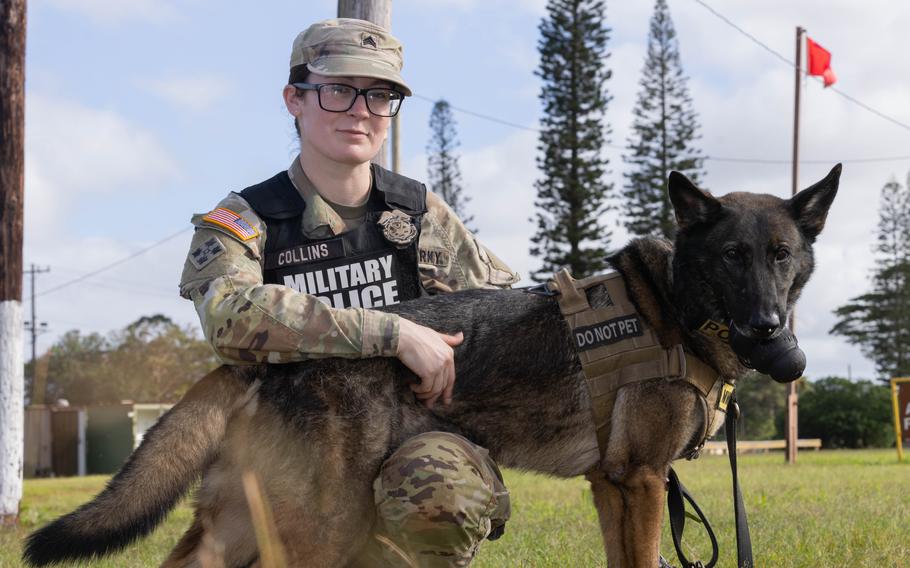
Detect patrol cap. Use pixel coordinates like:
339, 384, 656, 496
289, 18, 412, 96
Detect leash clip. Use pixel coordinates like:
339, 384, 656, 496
685, 442, 704, 461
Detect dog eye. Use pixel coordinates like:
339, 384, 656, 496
775, 249, 791, 262
723, 248, 739, 261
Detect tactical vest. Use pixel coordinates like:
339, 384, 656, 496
240, 166, 427, 309
549, 269, 732, 462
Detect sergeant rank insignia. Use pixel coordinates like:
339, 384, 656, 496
378, 210, 417, 248
189, 236, 225, 269
203, 207, 259, 241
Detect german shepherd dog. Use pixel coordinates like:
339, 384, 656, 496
24, 166, 840, 567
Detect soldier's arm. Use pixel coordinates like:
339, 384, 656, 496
418, 191, 520, 294
180, 195, 400, 364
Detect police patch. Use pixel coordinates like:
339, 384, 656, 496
189, 236, 225, 270
378, 210, 417, 248
419, 247, 450, 267
574, 314, 645, 351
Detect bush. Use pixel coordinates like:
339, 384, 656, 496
732, 371, 789, 440
798, 376, 894, 448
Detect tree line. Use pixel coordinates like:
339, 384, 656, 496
732, 374, 894, 448
28, 315, 218, 406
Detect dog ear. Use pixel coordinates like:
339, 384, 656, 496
789, 163, 841, 241
668, 171, 721, 230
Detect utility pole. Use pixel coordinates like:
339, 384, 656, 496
786, 26, 805, 465
337, 0, 396, 170
24, 264, 49, 404
0, 0, 27, 525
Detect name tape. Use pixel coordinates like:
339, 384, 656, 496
266, 239, 346, 270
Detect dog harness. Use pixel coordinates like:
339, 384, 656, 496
548, 269, 732, 461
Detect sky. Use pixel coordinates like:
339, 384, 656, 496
20, 0, 910, 381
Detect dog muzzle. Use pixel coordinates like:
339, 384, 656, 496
728, 324, 806, 383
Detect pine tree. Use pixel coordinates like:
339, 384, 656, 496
622, 0, 704, 239
530, 0, 613, 280
831, 174, 910, 380
427, 100, 474, 230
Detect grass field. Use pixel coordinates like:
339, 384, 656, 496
2, 449, 907, 567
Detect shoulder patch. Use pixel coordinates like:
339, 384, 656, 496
203, 208, 260, 241
189, 235, 226, 269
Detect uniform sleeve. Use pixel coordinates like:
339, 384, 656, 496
418, 191, 520, 294
179, 193, 400, 364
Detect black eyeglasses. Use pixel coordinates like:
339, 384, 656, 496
292, 82, 404, 117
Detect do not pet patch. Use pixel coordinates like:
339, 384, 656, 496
574, 314, 645, 351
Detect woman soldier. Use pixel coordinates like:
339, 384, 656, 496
179, 18, 516, 567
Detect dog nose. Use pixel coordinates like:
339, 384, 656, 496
749, 313, 780, 338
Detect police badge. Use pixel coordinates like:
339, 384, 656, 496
377, 210, 418, 248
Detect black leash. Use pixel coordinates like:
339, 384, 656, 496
725, 399, 753, 567
667, 466, 718, 568
666, 397, 753, 568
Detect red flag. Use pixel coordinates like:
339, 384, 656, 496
806, 36, 836, 87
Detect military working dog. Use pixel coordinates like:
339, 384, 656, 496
25, 166, 840, 567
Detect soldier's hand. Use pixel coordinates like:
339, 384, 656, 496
397, 318, 463, 409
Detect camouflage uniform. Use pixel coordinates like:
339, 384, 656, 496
180, 155, 518, 566
364, 432, 511, 567
179, 156, 518, 364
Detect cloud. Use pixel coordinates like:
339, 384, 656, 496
400, 0, 546, 14
46, 0, 180, 25
26, 95, 179, 195
137, 74, 232, 111
23, 96, 192, 353
24, 95, 180, 248
402, 129, 540, 281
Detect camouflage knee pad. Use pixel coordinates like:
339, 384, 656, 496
372, 432, 510, 567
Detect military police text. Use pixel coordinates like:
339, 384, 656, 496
282, 253, 399, 308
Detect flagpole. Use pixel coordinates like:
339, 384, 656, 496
786, 25, 805, 465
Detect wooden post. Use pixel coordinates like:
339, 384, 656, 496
337, 0, 393, 169
786, 26, 805, 465
892, 378, 908, 463
0, 0, 27, 525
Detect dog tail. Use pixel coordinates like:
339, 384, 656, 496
23, 366, 257, 566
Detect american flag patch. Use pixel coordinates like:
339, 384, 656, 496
202, 208, 259, 241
